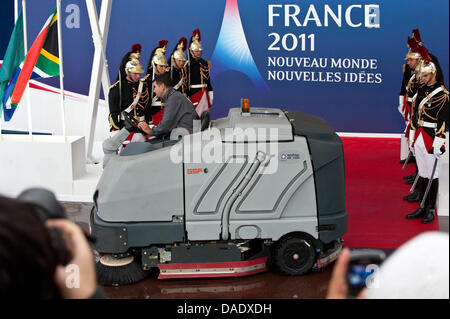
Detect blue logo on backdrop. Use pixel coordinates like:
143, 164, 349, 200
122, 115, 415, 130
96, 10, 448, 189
211, 0, 269, 92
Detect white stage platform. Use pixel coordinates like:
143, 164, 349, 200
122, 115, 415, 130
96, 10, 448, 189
0, 134, 103, 202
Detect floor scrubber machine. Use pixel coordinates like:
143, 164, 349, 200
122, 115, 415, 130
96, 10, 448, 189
90, 105, 347, 285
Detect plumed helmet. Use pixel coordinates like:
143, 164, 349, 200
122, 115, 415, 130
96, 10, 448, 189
405, 36, 421, 60
419, 61, 436, 76
125, 44, 144, 74
189, 28, 203, 52
416, 45, 436, 76
172, 37, 187, 61
125, 53, 144, 74
152, 40, 168, 66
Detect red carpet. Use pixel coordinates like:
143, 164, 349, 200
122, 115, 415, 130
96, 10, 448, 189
341, 137, 439, 249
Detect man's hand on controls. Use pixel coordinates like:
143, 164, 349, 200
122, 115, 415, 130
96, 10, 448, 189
138, 122, 152, 137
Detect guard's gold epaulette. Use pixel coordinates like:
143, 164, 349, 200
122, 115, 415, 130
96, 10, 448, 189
110, 80, 119, 88
208, 60, 211, 69
402, 64, 406, 73
141, 74, 150, 81
441, 85, 449, 95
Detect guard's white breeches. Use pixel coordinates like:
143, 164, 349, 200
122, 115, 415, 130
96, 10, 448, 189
414, 132, 439, 179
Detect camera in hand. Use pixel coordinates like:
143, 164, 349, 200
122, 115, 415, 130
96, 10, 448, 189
347, 249, 386, 297
17, 188, 71, 266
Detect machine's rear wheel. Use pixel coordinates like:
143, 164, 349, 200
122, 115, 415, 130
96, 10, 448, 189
274, 236, 315, 276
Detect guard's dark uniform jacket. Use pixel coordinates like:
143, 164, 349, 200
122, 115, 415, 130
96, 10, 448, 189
188, 53, 213, 98
412, 81, 449, 153
400, 64, 421, 124
108, 76, 151, 131
404, 53, 445, 136
400, 64, 414, 97
170, 62, 188, 96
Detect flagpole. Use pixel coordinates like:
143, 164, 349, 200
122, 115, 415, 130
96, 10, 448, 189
14, 0, 19, 24
21, 0, 34, 139
56, 0, 67, 141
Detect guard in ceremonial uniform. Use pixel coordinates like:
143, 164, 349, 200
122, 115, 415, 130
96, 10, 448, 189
402, 30, 446, 202
401, 35, 423, 201
406, 47, 449, 223
108, 44, 151, 146
400, 35, 422, 141
115, 43, 142, 82
187, 28, 213, 117
170, 37, 188, 96
146, 40, 170, 126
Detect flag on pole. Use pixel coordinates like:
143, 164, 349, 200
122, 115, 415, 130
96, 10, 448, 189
0, 9, 25, 118
2, 8, 59, 121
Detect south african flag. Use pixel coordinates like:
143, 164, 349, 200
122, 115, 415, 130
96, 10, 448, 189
2, 8, 59, 121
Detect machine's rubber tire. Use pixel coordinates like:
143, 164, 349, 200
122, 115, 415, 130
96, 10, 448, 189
274, 236, 315, 276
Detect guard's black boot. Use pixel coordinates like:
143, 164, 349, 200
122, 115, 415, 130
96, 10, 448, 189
400, 156, 416, 164
405, 170, 417, 184
403, 172, 417, 180
403, 177, 424, 202
406, 206, 426, 219
406, 178, 428, 219
422, 209, 435, 223
403, 188, 421, 202
422, 179, 439, 224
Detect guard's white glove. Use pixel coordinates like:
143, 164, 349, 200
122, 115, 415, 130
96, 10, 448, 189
208, 91, 214, 105
432, 136, 446, 159
433, 147, 443, 159
398, 95, 404, 116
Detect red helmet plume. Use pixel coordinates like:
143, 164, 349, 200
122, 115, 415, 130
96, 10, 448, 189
158, 40, 168, 48
192, 28, 201, 42
178, 37, 187, 51
131, 43, 142, 53
412, 29, 422, 45
407, 36, 419, 53
417, 45, 431, 63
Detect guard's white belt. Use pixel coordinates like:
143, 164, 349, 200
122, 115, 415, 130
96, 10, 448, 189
152, 101, 162, 106
407, 97, 413, 102
418, 120, 437, 129
190, 84, 207, 89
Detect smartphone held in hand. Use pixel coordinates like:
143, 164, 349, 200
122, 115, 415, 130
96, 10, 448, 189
347, 249, 386, 297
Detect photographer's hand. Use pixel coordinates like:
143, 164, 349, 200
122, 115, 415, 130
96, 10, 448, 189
326, 248, 350, 299
326, 248, 369, 299
46, 219, 97, 299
